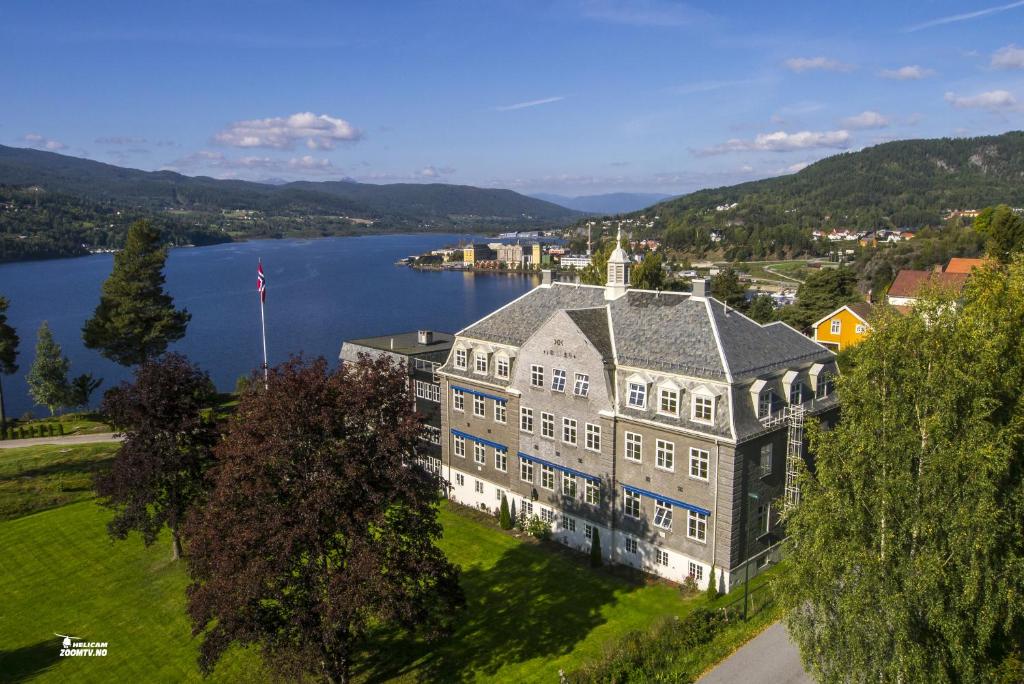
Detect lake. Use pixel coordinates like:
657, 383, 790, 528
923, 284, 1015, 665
0, 235, 539, 419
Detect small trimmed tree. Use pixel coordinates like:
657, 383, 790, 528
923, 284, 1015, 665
590, 528, 602, 567
26, 322, 70, 415
499, 493, 512, 529
706, 566, 718, 599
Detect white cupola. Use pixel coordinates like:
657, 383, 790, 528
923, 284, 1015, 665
605, 225, 630, 300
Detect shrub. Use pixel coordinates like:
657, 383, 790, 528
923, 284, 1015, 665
706, 566, 718, 599
590, 528, 602, 567
681, 574, 699, 596
525, 514, 551, 541
499, 494, 512, 530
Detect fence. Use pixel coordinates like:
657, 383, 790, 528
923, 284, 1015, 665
1, 422, 65, 441
721, 539, 786, 622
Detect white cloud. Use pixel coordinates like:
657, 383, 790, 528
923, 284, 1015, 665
992, 44, 1024, 69
783, 161, 810, 174
213, 112, 361, 150
95, 136, 147, 145
695, 129, 851, 156
22, 133, 67, 151
906, 0, 1024, 32
579, 0, 709, 27
494, 96, 565, 111
879, 65, 934, 80
418, 165, 455, 178
666, 78, 766, 95
944, 90, 1018, 110
841, 111, 889, 129
166, 150, 336, 175
783, 56, 854, 73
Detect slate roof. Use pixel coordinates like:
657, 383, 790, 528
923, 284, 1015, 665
458, 283, 833, 383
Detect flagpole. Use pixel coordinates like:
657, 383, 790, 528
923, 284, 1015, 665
259, 259, 268, 390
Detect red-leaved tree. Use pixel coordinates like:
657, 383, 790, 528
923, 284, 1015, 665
185, 355, 464, 683
95, 353, 218, 560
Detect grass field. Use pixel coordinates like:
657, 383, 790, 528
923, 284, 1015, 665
5, 413, 112, 439
0, 443, 119, 520
0, 444, 773, 682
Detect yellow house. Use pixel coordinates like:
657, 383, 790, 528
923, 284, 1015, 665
813, 302, 874, 351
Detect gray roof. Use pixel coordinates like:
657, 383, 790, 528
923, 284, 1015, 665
458, 283, 833, 382
341, 330, 453, 360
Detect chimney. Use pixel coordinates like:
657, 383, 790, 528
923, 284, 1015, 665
541, 269, 553, 286
417, 330, 433, 345
691, 278, 708, 299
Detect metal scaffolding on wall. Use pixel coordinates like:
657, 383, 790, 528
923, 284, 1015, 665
784, 405, 805, 509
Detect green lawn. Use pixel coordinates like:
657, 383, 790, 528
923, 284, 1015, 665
4, 412, 112, 439
0, 444, 761, 682
0, 443, 119, 520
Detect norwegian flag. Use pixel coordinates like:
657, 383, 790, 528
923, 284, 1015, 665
257, 260, 267, 303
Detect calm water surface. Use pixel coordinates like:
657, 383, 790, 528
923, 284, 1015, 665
0, 234, 538, 418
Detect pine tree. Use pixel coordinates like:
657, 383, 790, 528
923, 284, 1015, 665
590, 528, 602, 567
0, 296, 19, 431
82, 220, 190, 366
499, 493, 512, 529
706, 566, 718, 599
25, 322, 70, 416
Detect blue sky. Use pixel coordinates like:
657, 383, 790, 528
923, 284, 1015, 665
3, 0, 1024, 195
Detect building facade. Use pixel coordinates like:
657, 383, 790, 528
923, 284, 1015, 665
438, 232, 838, 592
812, 302, 874, 351
340, 330, 454, 474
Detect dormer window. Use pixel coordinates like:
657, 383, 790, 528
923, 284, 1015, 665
691, 392, 714, 423
658, 386, 679, 416
758, 390, 773, 418
551, 368, 567, 392
496, 355, 510, 379
627, 381, 647, 409
815, 374, 835, 399
789, 382, 804, 405
474, 352, 488, 374
454, 348, 467, 370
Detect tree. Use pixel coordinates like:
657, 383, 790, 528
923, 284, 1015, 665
706, 566, 718, 599
777, 267, 860, 331
631, 251, 665, 290
780, 260, 1024, 682
590, 528, 602, 567
25, 322, 70, 416
82, 220, 190, 366
0, 296, 19, 431
711, 266, 747, 309
66, 373, 102, 410
746, 294, 776, 323
95, 353, 217, 560
579, 238, 615, 286
499, 493, 512, 530
984, 204, 1024, 264
185, 356, 464, 683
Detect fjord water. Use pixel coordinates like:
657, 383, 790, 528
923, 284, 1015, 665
0, 234, 538, 418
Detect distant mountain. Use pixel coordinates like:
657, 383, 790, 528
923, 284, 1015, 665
531, 192, 672, 214
595, 131, 1024, 260
0, 145, 581, 261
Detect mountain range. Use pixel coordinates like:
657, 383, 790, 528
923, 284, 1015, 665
529, 192, 672, 214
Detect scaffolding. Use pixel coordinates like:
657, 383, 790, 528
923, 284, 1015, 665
784, 405, 805, 509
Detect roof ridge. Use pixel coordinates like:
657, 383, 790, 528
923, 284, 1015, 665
704, 298, 734, 383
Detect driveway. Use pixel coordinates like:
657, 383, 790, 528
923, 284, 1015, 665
698, 622, 811, 684
0, 432, 122, 449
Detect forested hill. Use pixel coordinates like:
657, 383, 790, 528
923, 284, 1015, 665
0, 145, 580, 262
616, 131, 1024, 259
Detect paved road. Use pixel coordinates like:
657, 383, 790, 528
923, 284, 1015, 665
698, 622, 811, 684
0, 432, 121, 449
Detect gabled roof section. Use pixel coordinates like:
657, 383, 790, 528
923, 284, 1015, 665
565, 307, 614, 361
458, 282, 606, 346
888, 269, 968, 298
609, 291, 727, 379
708, 302, 834, 380
811, 301, 874, 330
944, 257, 989, 274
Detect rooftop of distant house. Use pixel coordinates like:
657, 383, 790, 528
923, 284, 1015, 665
944, 257, 990, 274
342, 330, 454, 357
887, 269, 969, 299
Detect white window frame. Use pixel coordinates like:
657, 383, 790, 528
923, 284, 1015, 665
495, 449, 508, 472
562, 473, 577, 497
520, 459, 534, 483
658, 387, 679, 416
757, 390, 772, 419
540, 464, 555, 490
415, 380, 440, 403
473, 394, 485, 418
564, 516, 576, 533
691, 393, 714, 424
454, 348, 468, 370
551, 368, 567, 393
530, 364, 544, 388
584, 479, 600, 505
496, 355, 510, 379
689, 447, 709, 481
688, 561, 704, 582
830, 319, 841, 335
573, 373, 590, 397
584, 523, 594, 540
453, 388, 464, 412
520, 406, 534, 433
687, 510, 708, 543
655, 439, 675, 472
540, 411, 555, 439
474, 352, 488, 375
473, 441, 486, 465
562, 417, 577, 445
653, 500, 673, 530
855, 323, 865, 334
585, 423, 601, 452
759, 443, 773, 477
627, 381, 647, 409
455, 473, 465, 487
453, 434, 465, 458
540, 507, 555, 524
625, 537, 638, 555
624, 432, 642, 463
656, 549, 669, 566
474, 479, 484, 494
789, 382, 804, 405
624, 489, 641, 518
494, 401, 506, 424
